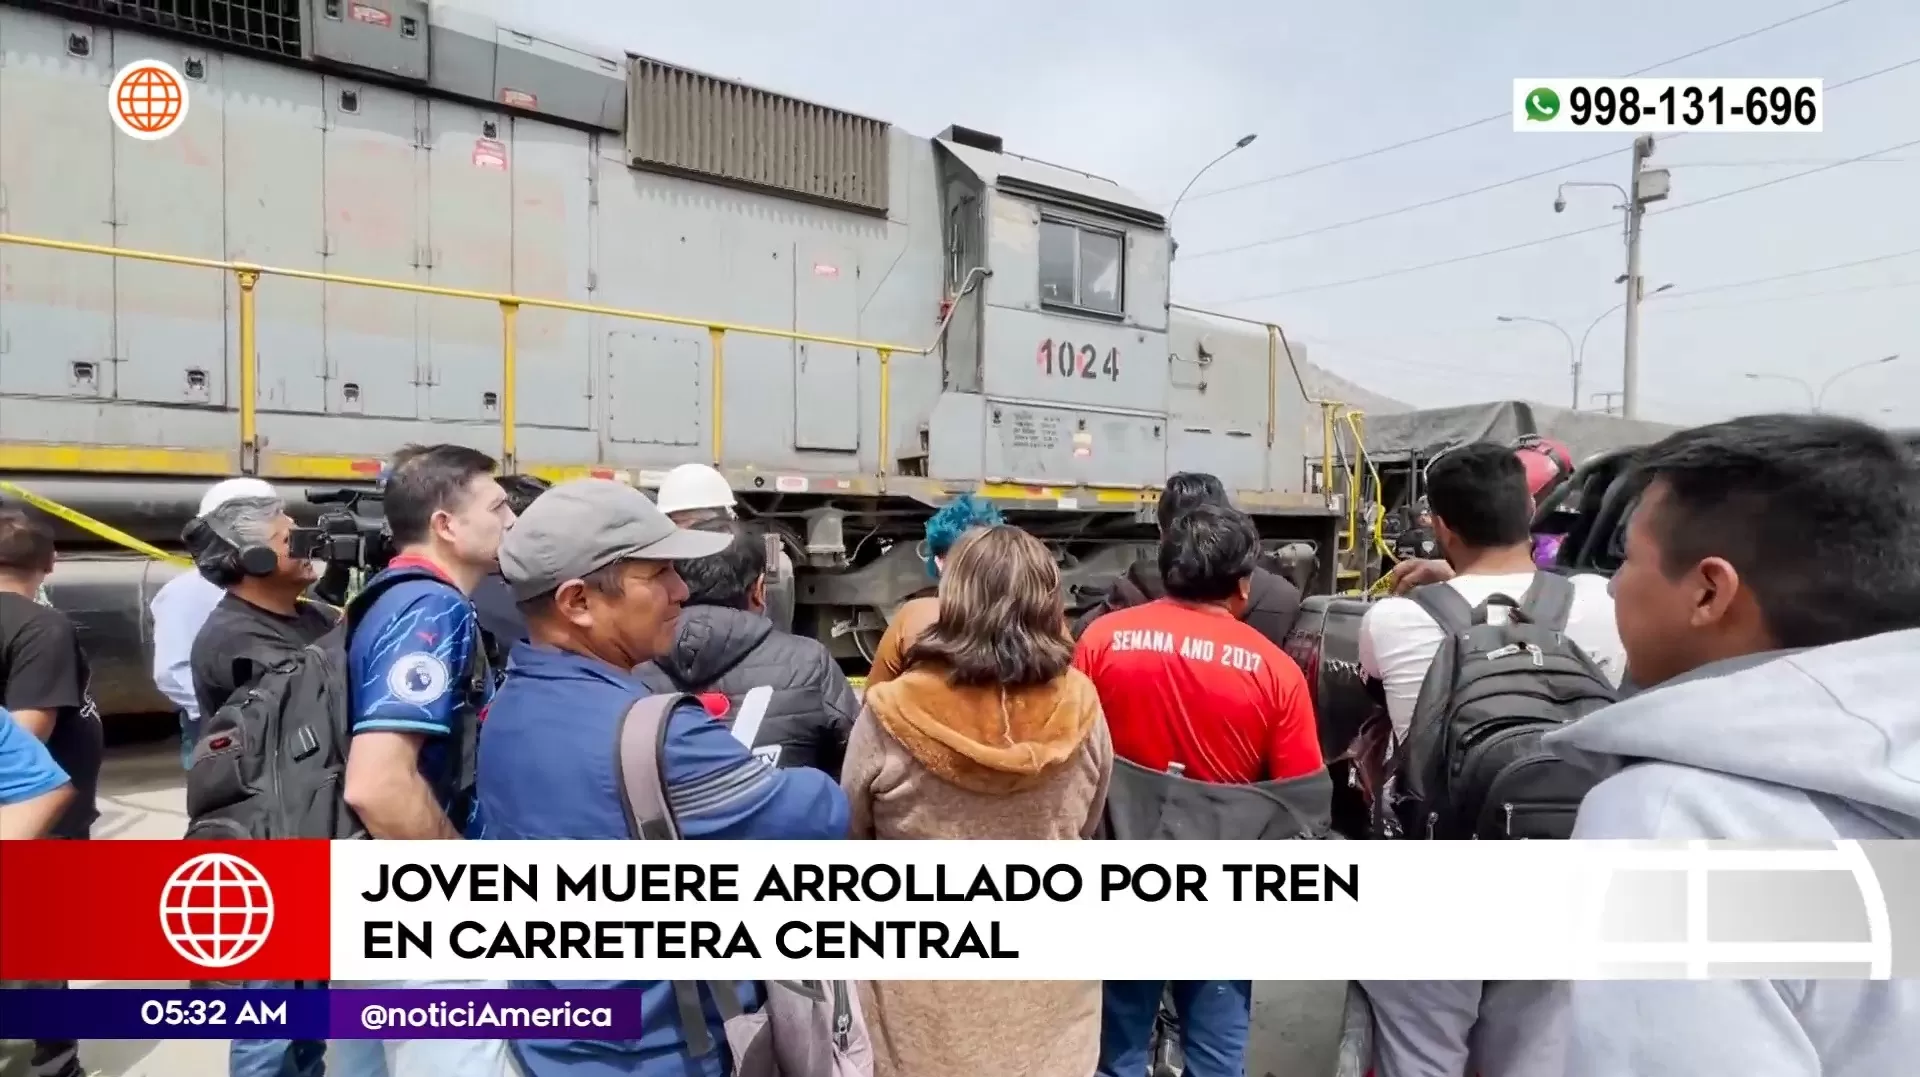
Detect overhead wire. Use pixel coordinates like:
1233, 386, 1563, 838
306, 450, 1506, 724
1200, 135, 1920, 304
1179, 152, 1628, 261
1656, 246, 1920, 301
1660, 157, 1915, 167
1177, 0, 1860, 205
1290, 248, 1920, 389
1180, 54, 1920, 262
1653, 277, 1920, 313
1300, 249, 1920, 348
1297, 335, 1544, 381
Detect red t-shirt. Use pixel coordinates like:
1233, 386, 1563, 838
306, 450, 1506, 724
1073, 598, 1322, 784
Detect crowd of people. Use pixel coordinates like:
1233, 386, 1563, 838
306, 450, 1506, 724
1, 410, 1917, 1077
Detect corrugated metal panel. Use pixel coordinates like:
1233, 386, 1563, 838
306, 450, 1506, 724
624, 56, 889, 214
32, 0, 305, 59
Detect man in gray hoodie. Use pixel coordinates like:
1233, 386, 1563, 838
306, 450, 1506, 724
1547, 412, 1920, 1077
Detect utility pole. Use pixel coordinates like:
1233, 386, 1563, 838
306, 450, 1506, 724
1622, 136, 1670, 419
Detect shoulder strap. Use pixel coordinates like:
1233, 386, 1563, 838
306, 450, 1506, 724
666, 980, 760, 1061
1518, 571, 1576, 632
450, 615, 491, 809
670, 981, 712, 1057
1407, 583, 1476, 637
341, 566, 443, 634
616, 693, 692, 841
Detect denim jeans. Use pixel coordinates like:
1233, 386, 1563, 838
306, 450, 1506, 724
229, 982, 326, 1077
328, 980, 511, 1077
1097, 980, 1252, 1077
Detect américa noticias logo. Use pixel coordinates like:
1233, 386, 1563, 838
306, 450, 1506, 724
160, 852, 276, 969
108, 59, 191, 141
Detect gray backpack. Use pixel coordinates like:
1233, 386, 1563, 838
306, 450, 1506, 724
615, 694, 873, 1077
1383, 574, 1617, 840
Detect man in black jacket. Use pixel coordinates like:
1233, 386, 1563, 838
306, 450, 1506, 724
1073, 472, 1304, 645
634, 518, 860, 779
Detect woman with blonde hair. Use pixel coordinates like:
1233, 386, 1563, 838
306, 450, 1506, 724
841, 524, 1112, 1077
863, 493, 1003, 687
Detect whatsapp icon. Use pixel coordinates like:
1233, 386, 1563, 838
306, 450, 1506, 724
1525, 87, 1561, 122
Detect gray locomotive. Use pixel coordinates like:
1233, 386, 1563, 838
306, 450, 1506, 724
0, 0, 1339, 716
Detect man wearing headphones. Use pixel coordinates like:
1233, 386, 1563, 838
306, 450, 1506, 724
150, 478, 279, 768
181, 488, 337, 1077
185, 491, 338, 759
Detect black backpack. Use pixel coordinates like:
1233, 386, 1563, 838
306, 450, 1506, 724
185, 569, 487, 841
1383, 573, 1616, 840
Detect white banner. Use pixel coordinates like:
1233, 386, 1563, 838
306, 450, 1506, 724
327, 840, 1895, 981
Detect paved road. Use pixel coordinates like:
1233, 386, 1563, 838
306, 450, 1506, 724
75, 725, 1348, 1076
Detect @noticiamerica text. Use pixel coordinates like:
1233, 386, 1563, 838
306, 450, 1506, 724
356, 1000, 616, 1032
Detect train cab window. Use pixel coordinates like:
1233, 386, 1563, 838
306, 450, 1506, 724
1039, 218, 1125, 316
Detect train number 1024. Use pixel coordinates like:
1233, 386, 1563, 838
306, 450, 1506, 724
1038, 339, 1120, 382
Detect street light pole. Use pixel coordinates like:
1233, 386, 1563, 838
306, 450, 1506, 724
1167, 134, 1258, 253
1815, 354, 1900, 412
1743, 372, 1816, 410
1621, 136, 1669, 420
1745, 355, 1901, 413
1576, 283, 1672, 409
1555, 140, 1670, 420
1495, 315, 1578, 408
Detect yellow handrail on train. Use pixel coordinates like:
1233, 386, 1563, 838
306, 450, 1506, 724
1340, 409, 1398, 583
0, 232, 933, 487
1317, 403, 1399, 596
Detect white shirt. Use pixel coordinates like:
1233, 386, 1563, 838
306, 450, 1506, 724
1358, 571, 1626, 738
149, 570, 226, 720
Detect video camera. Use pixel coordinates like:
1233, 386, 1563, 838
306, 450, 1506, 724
290, 487, 394, 574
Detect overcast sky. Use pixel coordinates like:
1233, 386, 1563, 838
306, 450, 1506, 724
474, 0, 1918, 426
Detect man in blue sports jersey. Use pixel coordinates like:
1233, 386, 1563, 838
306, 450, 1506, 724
337, 443, 516, 1077
343, 444, 511, 838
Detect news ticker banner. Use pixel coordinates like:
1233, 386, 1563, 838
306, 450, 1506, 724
0, 988, 632, 1041
2, 839, 1915, 982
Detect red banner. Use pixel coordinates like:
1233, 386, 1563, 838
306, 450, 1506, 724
0, 840, 332, 981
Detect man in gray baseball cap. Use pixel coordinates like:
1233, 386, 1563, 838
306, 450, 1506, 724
476, 478, 850, 1074
499, 478, 731, 666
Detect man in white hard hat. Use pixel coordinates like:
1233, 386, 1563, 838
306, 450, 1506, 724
149, 477, 280, 767
655, 462, 736, 526
654, 464, 802, 633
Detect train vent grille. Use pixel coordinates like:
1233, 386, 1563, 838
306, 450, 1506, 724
625, 55, 890, 216
34, 0, 304, 59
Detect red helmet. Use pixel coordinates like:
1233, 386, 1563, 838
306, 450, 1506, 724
1513, 435, 1574, 500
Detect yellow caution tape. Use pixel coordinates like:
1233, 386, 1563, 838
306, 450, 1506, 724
0, 480, 193, 568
